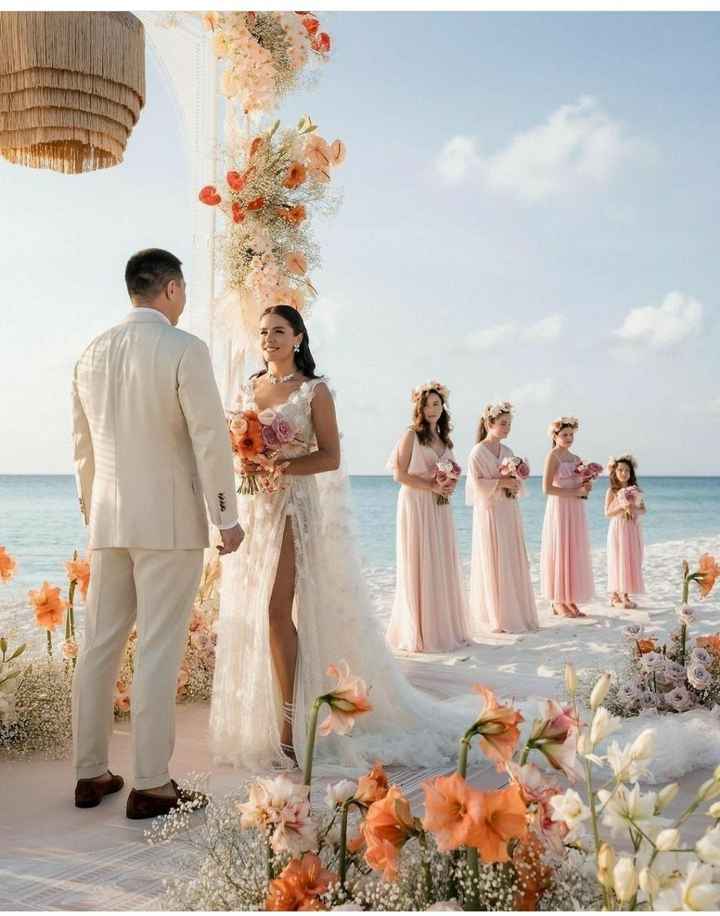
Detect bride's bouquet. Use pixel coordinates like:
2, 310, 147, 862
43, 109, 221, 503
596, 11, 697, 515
617, 484, 644, 520
229, 409, 298, 495
574, 460, 603, 499
498, 455, 530, 499
433, 459, 461, 505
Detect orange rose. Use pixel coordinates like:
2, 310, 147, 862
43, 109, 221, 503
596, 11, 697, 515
0, 546, 16, 583
28, 582, 67, 631
471, 685, 524, 770
66, 556, 90, 599
697, 553, 720, 598
283, 161, 307, 189
355, 761, 389, 805
265, 853, 338, 911
231, 411, 264, 459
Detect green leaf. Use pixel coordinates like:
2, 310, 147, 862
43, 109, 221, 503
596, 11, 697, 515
9, 643, 26, 661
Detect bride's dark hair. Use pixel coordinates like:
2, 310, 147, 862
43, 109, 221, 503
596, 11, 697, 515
255, 304, 320, 379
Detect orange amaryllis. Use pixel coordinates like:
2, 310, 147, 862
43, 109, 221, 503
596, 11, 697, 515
526, 699, 579, 780
265, 852, 338, 911
0, 546, 16, 583
283, 161, 307, 189
65, 557, 90, 599
318, 660, 372, 737
355, 761, 389, 805
421, 772, 486, 852
696, 634, 720, 657
696, 554, 720, 598
470, 685, 524, 770
362, 786, 416, 880
29, 582, 67, 631
473, 783, 529, 864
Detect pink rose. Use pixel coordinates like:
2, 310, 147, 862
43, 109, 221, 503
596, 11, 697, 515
230, 415, 248, 437
516, 460, 530, 479
258, 408, 277, 427
115, 693, 130, 713
262, 424, 280, 449
272, 417, 295, 444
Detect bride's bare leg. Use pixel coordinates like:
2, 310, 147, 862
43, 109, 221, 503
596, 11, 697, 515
269, 517, 298, 753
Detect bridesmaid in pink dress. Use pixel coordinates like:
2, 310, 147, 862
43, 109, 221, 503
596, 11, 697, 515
386, 381, 471, 653
466, 401, 539, 634
605, 454, 646, 609
540, 416, 595, 618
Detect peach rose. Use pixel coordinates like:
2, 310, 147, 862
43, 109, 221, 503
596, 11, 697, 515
28, 582, 67, 631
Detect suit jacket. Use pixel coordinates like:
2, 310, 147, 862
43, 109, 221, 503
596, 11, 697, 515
72, 309, 238, 549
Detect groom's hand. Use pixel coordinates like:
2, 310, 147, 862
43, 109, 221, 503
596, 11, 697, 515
218, 523, 244, 555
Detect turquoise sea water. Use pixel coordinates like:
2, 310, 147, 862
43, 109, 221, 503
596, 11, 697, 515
1, 475, 719, 597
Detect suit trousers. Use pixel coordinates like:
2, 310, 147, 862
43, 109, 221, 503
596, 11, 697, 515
72, 547, 204, 789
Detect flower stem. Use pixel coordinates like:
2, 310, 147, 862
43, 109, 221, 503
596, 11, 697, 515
584, 755, 610, 910
46, 629, 52, 658
458, 728, 475, 778
338, 797, 352, 888
457, 728, 480, 909
418, 829, 432, 907
303, 696, 325, 787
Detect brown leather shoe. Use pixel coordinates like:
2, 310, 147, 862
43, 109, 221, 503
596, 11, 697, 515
75, 771, 125, 808
126, 779, 209, 820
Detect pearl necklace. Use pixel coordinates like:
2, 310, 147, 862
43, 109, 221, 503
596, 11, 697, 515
267, 370, 298, 385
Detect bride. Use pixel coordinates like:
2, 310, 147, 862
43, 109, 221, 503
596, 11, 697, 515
210, 304, 477, 774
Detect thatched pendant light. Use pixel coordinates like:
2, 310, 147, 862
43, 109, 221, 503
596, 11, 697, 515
0, 11, 145, 174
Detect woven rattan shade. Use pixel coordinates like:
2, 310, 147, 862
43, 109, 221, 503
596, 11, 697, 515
0, 12, 145, 174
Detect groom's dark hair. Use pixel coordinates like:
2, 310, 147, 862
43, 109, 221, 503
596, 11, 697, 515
125, 249, 183, 301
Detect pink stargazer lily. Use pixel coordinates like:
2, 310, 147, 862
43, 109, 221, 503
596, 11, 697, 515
526, 699, 580, 780
318, 661, 373, 736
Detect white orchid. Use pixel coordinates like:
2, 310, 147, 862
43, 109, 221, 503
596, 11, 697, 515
655, 863, 720, 911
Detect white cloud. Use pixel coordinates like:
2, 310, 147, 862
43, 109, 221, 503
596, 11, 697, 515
507, 378, 557, 406
614, 291, 704, 351
435, 97, 644, 201
465, 313, 565, 351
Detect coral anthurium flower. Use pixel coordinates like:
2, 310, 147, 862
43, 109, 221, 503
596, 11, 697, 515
247, 196, 265, 211
302, 14, 319, 35
283, 161, 307, 189
285, 204, 307, 226
697, 553, 720, 598
29, 582, 67, 631
226, 170, 247, 192
0, 546, 17, 583
470, 685, 524, 770
231, 202, 245, 224
308, 166, 331, 185
265, 852, 338, 911
473, 783, 529, 864
65, 557, 90, 599
318, 660, 372, 736
329, 139, 346, 166
286, 251, 308, 275
355, 761, 389, 805
422, 772, 486, 852
249, 136, 265, 158
198, 185, 222, 206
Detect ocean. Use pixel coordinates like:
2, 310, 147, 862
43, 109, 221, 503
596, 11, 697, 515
2, 474, 719, 639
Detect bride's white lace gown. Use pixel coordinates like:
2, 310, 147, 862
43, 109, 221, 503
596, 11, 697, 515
210, 377, 477, 774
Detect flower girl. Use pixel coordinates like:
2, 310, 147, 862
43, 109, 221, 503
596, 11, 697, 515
605, 454, 646, 609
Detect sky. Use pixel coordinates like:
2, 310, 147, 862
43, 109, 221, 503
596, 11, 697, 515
1, 11, 719, 475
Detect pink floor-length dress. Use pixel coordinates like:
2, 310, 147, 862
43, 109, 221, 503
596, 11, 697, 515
466, 442, 539, 633
606, 491, 646, 595
386, 434, 471, 653
540, 458, 594, 604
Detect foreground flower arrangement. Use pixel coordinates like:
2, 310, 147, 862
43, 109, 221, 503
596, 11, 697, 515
203, 11, 331, 115
200, 115, 345, 338
150, 657, 720, 911
596, 554, 720, 718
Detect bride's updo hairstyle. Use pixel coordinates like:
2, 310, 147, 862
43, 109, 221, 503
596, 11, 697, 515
257, 304, 320, 379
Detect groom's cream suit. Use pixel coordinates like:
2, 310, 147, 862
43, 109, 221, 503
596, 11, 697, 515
71, 307, 238, 789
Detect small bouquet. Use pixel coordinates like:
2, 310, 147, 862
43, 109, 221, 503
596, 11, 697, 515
617, 484, 644, 520
574, 460, 603, 499
499, 455, 530, 498
229, 409, 297, 495
433, 459, 461, 505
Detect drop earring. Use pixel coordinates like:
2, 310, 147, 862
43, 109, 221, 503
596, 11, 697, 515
294, 344, 300, 353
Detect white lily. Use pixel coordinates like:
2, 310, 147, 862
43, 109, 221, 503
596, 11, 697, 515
613, 857, 638, 902
590, 706, 622, 746
590, 672, 612, 710
549, 788, 591, 831
655, 863, 720, 911
656, 782, 679, 813
696, 825, 720, 866
656, 828, 680, 852
598, 783, 657, 837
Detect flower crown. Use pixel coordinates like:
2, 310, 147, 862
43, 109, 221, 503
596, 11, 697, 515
484, 400, 513, 421
412, 380, 449, 403
548, 416, 579, 439
608, 453, 638, 472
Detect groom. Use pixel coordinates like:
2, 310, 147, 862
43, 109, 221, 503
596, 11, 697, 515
71, 248, 243, 819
